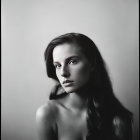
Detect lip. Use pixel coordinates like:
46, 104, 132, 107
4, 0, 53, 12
63, 80, 73, 84
62, 80, 74, 86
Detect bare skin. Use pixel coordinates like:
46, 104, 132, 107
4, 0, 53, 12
36, 42, 132, 140
36, 92, 88, 140
36, 38, 132, 140
36, 44, 92, 140
36, 43, 93, 140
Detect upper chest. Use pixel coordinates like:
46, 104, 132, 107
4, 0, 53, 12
56, 105, 88, 140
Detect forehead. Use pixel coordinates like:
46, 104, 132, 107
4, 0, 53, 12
53, 43, 83, 62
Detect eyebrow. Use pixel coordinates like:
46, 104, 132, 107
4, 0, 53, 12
53, 56, 80, 64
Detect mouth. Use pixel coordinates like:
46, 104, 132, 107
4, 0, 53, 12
62, 80, 74, 86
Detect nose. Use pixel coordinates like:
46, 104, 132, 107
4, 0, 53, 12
60, 65, 70, 77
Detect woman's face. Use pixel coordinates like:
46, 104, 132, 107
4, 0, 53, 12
53, 43, 93, 93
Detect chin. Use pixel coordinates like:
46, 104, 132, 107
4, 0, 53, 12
63, 87, 80, 94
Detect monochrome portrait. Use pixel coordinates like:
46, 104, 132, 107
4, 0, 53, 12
1, 0, 139, 140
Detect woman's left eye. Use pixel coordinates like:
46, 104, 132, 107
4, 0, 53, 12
69, 60, 78, 64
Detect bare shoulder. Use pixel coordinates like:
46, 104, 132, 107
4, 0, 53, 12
36, 100, 59, 140
36, 100, 58, 127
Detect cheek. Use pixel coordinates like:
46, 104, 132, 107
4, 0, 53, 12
73, 64, 91, 80
55, 71, 61, 81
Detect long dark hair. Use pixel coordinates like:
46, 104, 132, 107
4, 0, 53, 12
44, 33, 132, 140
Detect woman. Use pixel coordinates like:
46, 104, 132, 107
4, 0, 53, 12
36, 33, 133, 140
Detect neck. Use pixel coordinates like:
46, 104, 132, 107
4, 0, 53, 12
64, 90, 88, 112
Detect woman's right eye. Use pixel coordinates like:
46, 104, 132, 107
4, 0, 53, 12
54, 64, 61, 69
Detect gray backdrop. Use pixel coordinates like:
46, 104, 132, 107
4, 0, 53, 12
2, 0, 139, 140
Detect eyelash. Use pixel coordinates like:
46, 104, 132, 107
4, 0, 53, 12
54, 64, 61, 69
69, 59, 78, 64
54, 59, 78, 69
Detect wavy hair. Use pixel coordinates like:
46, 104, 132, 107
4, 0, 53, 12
44, 33, 132, 140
